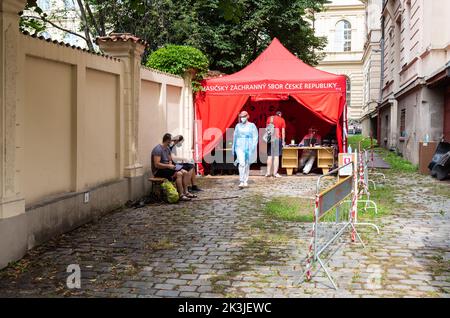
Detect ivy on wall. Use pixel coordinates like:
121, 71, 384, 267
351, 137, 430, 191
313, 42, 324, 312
145, 45, 209, 92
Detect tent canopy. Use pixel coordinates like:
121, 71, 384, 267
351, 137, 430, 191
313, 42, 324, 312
195, 38, 347, 159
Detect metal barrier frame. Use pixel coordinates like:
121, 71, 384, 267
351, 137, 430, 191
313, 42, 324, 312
354, 139, 380, 232
366, 137, 386, 186
299, 161, 362, 289
299, 153, 380, 290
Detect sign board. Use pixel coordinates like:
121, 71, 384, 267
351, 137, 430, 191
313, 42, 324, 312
318, 176, 353, 219
338, 153, 357, 176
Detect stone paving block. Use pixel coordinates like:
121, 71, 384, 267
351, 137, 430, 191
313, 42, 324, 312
165, 279, 188, 286
154, 283, 175, 290
190, 279, 212, 286
199, 293, 222, 298
197, 285, 213, 293
178, 285, 198, 292
155, 290, 180, 297
179, 292, 200, 297
179, 274, 199, 280
1, 174, 449, 299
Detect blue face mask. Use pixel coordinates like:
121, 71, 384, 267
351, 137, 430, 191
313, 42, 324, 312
240, 117, 248, 123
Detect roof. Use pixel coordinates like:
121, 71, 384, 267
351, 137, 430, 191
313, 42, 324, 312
96, 33, 149, 47
203, 38, 346, 95
21, 31, 120, 61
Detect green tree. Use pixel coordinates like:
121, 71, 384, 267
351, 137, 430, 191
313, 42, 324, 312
163, 0, 329, 72
21, 0, 329, 73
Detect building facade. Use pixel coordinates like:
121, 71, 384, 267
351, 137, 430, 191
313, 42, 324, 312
378, 0, 450, 165
360, 0, 383, 138
314, 0, 366, 120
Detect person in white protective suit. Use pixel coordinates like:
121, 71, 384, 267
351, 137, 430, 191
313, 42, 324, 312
299, 127, 322, 174
232, 111, 259, 189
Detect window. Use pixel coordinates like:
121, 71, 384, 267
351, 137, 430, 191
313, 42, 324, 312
400, 109, 406, 137
335, 20, 352, 52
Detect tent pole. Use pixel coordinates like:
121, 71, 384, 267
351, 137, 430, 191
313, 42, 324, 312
194, 103, 200, 176
343, 101, 348, 153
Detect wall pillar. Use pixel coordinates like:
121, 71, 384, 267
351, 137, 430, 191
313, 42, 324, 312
0, 0, 26, 218
96, 33, 148, 178
389, 98, 398, 149
182, 70, 195, 160
0, 0, 27, 268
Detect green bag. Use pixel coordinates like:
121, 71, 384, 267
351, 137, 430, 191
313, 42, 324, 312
161, 180, 179, 203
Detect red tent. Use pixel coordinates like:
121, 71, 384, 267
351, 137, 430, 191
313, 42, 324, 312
195, 38, 348, 162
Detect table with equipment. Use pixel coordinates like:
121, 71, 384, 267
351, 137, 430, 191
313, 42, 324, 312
281, 146, 335, 176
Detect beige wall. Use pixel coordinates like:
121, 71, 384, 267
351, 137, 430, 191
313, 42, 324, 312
0, 1, 194, 269
317, 63, 364, 119
139, 80, 162, 171
83, 68, 120, 188
360, 0, 382, 136
23, 56, 75, 203
138, 67, 189, 172
166, 85, 183, 136
314, 0, 366, 119
16, 35, 191, 206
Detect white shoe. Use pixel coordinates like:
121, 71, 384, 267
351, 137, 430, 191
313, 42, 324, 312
265, 173, 271, 177
239, 182, 245, 189
274, 173, 282, 178
243, 182, 248, 187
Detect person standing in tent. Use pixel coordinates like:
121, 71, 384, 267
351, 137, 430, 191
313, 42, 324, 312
232, 111, 258, 189
265, 111, 286, 177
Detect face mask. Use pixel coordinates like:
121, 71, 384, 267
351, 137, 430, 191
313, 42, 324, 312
169, 142, 175, 148
176, 142, 183, 148
240, 117, 247, 123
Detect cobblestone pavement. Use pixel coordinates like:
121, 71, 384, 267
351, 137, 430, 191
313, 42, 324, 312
0, 170, 449, 298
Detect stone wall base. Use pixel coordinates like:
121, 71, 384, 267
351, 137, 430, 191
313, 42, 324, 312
0, 174, 151, 269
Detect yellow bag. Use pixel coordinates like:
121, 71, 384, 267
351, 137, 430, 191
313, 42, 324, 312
160, 180, 179, 203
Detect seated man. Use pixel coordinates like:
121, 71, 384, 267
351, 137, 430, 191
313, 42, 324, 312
299, 127, 322, 174
169, 135, 202, 192
151, 133, 196, 201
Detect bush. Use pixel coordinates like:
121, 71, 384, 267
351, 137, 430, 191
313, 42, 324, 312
145, 45, 209, 92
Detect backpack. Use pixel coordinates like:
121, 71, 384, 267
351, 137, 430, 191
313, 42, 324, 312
263, 116, 275, 143
160, 180, 179, 204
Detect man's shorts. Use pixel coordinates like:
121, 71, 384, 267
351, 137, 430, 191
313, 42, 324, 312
267, 138, 282, 156
180, 163, 194, 171
154, 168, 177, 181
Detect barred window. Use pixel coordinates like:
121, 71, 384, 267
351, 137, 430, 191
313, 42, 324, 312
400, 109, 406, 137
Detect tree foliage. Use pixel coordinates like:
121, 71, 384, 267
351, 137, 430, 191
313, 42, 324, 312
146, 45, 209, 91
22, 0, 329, 74
168, 0, 329, 73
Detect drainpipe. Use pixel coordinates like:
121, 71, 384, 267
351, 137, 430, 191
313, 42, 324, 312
379, 17, 385, 104
377, 14, 386, 143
